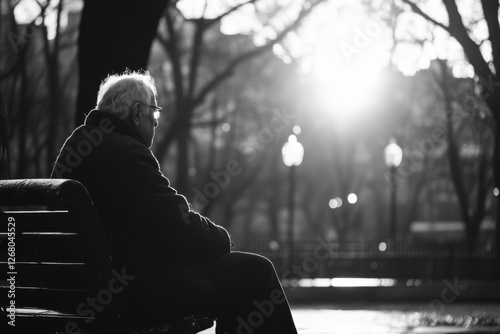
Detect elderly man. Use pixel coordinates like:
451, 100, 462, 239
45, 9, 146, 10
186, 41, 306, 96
51, 71, 298, 334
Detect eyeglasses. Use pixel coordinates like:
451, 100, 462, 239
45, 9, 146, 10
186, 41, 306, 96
135, 101, 162, 119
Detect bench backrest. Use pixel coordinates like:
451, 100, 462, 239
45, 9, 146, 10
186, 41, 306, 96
0, 179, 123, 333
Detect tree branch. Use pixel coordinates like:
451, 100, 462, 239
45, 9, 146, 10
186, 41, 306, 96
194, 0, 325, 107
201, 0, 209, 18
402, 0, 493, 97
400, 0, 451, 33
442, 0, 492, 88
206, 0, 258, 28
163, 5, 184, 102
480, 0, 500, 76
187, 20, 205, 100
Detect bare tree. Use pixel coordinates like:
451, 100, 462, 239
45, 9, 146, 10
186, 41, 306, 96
39, 0, 64, 167
154, 0, 327, 193
432, 59, 494, 251
397, 0, 500, 252
1, 0, 75, 177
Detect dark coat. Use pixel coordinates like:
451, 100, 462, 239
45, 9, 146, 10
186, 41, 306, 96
51, 110, 231, 276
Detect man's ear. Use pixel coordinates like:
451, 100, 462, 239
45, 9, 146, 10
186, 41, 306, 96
129, 103, 141, 126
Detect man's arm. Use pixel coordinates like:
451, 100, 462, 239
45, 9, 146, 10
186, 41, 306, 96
117, 144, 232, 260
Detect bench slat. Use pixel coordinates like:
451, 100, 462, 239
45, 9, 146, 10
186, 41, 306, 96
0, 232, 84, 262
0, 285, 92, 311
0, 262, 93, 289
1, 308, 101, 334
1, 211, 79, 233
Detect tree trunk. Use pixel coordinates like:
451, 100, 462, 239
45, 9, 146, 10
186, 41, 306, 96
0, 93, 9, 179
16, 61, 29, 177
175, 128, 190, 194
76, 0, 166, 125
478, 85, 500, 254
45, 1, 63, 171
222, 198, 235, 231
488, 99, 500, 254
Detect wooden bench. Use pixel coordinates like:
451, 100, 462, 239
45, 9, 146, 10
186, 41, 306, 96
0, 178, 215, 333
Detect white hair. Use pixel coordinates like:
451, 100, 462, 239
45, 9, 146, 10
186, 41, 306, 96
96, 70, 158, 119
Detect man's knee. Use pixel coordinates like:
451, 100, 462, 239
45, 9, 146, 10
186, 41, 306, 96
224, 252, 277, 282
246, 253, 276, 275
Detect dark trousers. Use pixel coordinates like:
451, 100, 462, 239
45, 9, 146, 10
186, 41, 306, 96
131, 251, 298, 334
182, 251, 298, 334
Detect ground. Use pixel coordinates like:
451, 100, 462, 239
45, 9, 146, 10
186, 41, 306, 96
198, 302, 500, 334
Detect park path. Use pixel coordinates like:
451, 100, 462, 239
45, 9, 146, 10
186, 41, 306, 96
198, 303, 500, 334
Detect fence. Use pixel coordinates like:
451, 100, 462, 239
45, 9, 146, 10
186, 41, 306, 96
233, 237, 500, 281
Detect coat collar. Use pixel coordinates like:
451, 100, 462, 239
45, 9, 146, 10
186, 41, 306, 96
84, 109, 147, 146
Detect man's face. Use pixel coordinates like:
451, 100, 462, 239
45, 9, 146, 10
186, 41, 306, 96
136, 88, 159, 147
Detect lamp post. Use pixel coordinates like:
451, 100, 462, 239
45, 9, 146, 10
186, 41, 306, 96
282, 132, 304, 266
384, 138, 403, 245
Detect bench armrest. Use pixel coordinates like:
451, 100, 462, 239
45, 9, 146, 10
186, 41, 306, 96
0, 178, 93, 209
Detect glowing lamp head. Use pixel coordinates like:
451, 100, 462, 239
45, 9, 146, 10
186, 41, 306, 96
282, 135, 304, 167
384, 138, 403, 168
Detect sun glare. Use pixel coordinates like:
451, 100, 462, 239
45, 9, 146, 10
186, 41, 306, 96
310, 6, 390, 120
314, 60, 384, 114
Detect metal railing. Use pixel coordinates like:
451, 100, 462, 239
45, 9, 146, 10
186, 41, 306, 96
233, 237, 499, 280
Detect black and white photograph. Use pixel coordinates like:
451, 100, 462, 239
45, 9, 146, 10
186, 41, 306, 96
0, 0, 499, 333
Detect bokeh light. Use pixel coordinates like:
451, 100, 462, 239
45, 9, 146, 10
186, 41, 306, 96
221, 122, 231, 132
329, 197, 343, 209
347, 193, 357, 204
268, 240, 280, 251
378, 242, 387, 252
293, 125, 301, 135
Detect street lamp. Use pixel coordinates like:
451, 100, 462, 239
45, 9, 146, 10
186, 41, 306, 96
282, 132, 304, 266
384, 138, 403, 245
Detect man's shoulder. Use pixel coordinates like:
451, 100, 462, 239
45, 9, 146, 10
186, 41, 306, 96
69, 123, 147, 155
53, 123, 151, 176
53, 126, 157, 181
